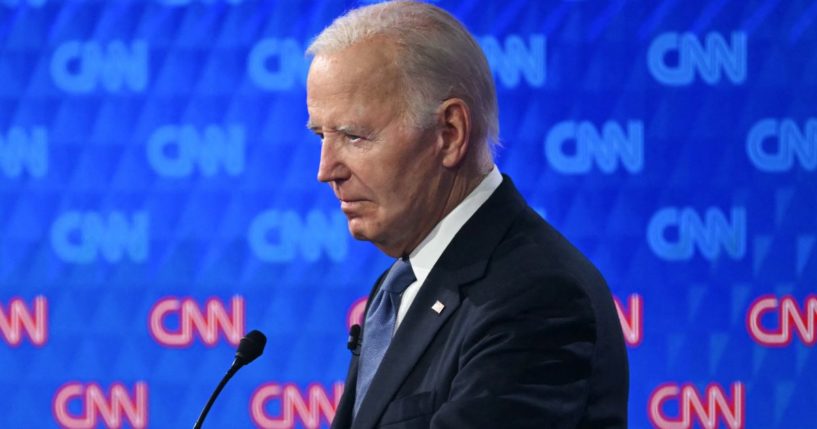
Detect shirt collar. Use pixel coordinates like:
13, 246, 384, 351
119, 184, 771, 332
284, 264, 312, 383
408, 166, 503, 286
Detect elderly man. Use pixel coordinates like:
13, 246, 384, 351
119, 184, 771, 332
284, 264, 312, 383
305, 1, 628, 428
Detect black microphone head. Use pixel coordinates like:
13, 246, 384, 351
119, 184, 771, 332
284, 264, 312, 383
347, 324, 361, 351
235, 330, 266, 366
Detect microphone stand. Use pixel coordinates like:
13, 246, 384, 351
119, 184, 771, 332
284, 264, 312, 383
191, 330, 265, 429
193, 359, 242, 429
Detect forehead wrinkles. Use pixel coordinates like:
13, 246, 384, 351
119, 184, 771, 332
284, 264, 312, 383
307, 40, 410, 127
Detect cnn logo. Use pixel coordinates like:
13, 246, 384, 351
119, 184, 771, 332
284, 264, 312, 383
747, 295, 817, 346
148, 296, 245, 347
0, 296, 47, 346
53, 382, 148, 429
649, 382, 744, 429
614, 294, 642, 347
251, 383, 343, 429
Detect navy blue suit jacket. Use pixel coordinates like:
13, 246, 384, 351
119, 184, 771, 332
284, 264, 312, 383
332, 176, 629, 429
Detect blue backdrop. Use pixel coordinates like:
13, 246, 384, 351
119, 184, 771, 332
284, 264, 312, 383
1, 0, 815, 428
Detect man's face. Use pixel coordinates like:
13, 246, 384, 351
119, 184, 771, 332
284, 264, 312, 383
306, 39, 449, 257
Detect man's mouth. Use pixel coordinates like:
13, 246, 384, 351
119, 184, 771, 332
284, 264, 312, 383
339, 198, 370, 213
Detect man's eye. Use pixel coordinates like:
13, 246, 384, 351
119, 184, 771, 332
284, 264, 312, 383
345, 133, 363, 143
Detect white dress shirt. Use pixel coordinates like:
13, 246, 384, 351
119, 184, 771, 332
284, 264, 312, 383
394, 167, 503, 330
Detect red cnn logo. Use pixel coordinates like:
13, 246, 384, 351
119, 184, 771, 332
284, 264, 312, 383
250, 382, 344, 429
614, 294, 642, 347
347, 297, 367, 329
648, 382, 744, 429
53, 382, 148, 429
747, 294, 817, 346
0, 296, 47, 346
148, 296, 245, 347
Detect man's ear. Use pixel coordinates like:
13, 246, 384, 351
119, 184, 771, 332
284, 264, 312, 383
437, 98, 471, 168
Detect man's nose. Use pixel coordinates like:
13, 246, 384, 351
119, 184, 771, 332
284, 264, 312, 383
317, 139, 349, 183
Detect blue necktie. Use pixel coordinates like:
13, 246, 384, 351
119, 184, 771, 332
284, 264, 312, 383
354, 258, 416, 416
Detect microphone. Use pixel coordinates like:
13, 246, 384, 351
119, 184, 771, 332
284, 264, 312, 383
347, 324, 361, 355
193, 330, 267, 429
234, 330, 267, 367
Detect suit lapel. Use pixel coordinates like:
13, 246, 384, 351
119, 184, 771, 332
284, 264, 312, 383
331, 355, 358, 429
350, 176, 528, 429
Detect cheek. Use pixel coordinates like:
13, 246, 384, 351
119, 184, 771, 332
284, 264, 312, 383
386, 170, 437, 220
364, 132, 439, 212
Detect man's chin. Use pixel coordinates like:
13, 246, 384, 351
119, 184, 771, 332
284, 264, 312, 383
347, 222, 406, 257
347, 220, 374, 242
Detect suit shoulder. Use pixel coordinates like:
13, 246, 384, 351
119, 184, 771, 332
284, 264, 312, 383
490, 207, 605, 290
469, 207, 624, 332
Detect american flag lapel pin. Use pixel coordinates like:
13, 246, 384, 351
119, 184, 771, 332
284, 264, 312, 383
431, 300, 445, 314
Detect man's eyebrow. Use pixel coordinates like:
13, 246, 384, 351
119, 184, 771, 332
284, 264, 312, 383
306, 122, 370, 136
335, 125, 362, 134
336, 124, 376, 137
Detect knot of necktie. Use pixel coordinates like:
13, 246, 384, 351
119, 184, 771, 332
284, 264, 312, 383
381, 257, 415, 295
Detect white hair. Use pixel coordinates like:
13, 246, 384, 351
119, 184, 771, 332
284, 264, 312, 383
307, 0, 499, 149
